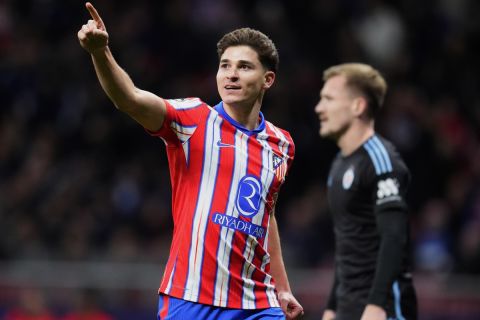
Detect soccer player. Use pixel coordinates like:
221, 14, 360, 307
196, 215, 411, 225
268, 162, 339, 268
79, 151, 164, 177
314, 63, 417, 320
77, 2, 303, 320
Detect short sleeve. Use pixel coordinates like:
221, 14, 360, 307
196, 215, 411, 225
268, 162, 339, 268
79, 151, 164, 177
146, 97, 207, 146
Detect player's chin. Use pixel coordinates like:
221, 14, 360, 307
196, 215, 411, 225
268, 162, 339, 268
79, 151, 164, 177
319, 128, 330, 137
222, 95, 244, 105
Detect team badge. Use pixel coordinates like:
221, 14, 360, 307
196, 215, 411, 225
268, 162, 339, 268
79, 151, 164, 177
272, 153, 287, 181
342, 166, 355, 190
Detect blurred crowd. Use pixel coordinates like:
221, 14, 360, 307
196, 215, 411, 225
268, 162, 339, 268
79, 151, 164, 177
1, 0, 480, 314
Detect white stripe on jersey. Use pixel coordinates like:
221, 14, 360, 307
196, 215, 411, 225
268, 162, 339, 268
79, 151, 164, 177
184, 113, 223, 301
264, 274, 279, 307
165, 260, 176, 293
169, 122, 197, 165
241, 236, 258, 309
214, 131, 249, 307
170, 121, 197, 143
167, 98, 202, 110
261, 251, 279, 307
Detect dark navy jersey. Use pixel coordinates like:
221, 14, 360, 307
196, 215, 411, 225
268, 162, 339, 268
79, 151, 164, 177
326, 134, 416, 318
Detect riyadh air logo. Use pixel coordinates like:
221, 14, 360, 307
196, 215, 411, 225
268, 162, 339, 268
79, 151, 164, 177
211, 174, 265, 238
342, 166, 355, 190
376, 178, 401, 204
236, 175, 262, 217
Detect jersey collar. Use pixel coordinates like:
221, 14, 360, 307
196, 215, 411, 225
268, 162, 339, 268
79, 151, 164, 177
214, 101, 265, 135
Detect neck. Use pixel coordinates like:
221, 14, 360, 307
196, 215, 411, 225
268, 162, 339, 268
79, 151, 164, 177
337, 120, 375, 156
223, 94, 264, 130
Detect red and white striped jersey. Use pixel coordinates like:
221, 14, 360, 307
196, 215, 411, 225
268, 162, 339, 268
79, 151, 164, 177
149, 98, 295, 309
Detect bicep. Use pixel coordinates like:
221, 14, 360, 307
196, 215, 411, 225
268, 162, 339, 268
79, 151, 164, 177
127, 88, 167, 131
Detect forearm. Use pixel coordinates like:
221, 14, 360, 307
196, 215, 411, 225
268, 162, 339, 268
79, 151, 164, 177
79, 3, 166, 131
90, 46, 166, 130
326, 268, 338, 311
268, 215, 291, 294
368, 236, 404, 306
368, 209, 407, 307
268, 212, 304, 319
91, 47, 138, 111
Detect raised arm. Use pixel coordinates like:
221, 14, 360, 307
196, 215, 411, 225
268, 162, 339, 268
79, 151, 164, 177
77, 2, 166, 131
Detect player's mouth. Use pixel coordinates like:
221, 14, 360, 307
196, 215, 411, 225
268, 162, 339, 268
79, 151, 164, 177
225, 85, 241, 90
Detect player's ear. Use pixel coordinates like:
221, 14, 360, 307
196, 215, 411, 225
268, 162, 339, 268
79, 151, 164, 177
352, 96, 368, 117
263, 71, 275, 90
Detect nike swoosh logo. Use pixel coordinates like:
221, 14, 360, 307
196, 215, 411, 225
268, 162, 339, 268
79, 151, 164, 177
216, 140, 236, 148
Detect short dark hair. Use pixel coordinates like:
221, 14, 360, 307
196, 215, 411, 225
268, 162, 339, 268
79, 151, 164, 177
323, 63, 387, 118
217, 28, 279, 73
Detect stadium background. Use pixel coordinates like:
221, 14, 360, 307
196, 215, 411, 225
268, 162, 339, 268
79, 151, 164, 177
0, 0, 479, 319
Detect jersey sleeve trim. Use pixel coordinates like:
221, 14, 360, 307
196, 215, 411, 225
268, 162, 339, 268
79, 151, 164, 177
363, 135, 393, 175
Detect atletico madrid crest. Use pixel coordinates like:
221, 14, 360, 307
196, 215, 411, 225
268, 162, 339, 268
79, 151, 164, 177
272, 153, 287, 181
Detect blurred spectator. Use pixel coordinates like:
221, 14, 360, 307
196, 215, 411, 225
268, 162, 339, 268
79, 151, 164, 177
456, 220, 480, 274
415, 199, 454, 273
353, 0, 406, 69
60, 289, 113, 320
3, 288, 56, 320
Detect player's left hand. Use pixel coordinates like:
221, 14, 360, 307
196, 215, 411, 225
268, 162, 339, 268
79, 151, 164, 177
278, 291, 304, 319
360, 304, 386, 320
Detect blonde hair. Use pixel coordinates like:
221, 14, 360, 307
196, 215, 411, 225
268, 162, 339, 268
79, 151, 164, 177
323, 63, 387, 118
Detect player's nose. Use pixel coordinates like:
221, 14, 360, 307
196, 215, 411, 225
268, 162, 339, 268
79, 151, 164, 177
314, 100, 323, 114
226, 67, 239, 80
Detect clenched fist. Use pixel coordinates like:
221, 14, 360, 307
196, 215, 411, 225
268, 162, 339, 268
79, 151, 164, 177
77, 2, 109, 54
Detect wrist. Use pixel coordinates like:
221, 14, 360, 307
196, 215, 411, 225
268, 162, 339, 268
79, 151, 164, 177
90, 45, 109, 57
276, 285, 292, 295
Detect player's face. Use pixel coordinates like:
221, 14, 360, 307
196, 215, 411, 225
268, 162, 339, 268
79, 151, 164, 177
217, 45, 274, 108
315, 75, 357, 139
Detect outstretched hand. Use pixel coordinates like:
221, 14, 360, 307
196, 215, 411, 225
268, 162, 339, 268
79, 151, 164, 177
77, 2, 109, 54
278, 291, 304, 319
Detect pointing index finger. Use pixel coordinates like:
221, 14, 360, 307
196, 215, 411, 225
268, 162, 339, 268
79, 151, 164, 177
86, 2, 103, 24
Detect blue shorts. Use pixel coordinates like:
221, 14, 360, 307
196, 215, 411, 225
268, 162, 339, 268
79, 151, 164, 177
157, 294, 286, 320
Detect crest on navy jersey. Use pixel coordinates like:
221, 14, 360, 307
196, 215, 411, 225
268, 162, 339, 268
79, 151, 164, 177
342, 166, 355, 190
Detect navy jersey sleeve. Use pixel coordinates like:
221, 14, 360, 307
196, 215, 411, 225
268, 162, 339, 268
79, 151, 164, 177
366, 150, 411, 308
